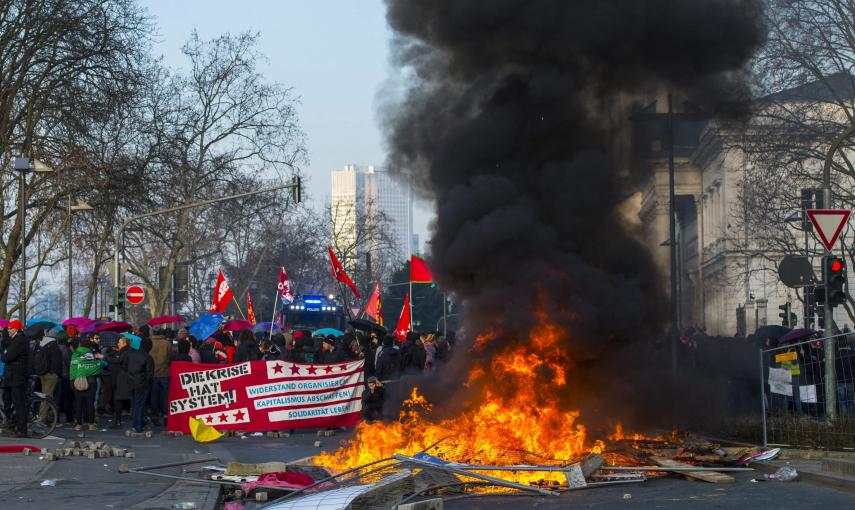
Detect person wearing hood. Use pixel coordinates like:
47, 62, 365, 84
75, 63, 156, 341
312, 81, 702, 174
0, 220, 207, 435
121, 333, 154, 433
318, 336, 348, 364
70, 338, 102, 431
1, 320, 30, 436
106, 335, 131, 429
173, 339, 193, 363
374, 336, 401, 381
56, 331, 75, 426
34, 329, 64, 422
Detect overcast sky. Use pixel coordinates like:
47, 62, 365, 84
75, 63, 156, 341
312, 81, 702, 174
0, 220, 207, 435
142, 0, 433, 246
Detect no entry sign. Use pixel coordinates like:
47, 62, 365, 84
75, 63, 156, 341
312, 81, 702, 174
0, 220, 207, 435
126, 285, 145, 305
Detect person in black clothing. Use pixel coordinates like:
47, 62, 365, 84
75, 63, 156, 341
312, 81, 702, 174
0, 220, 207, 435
318, 337, 348, 364
1, 320, 30, 437
173, 339, 193, 363
374, 336, 401, 382
235, 329, 261, 362
198, 340, 219, 364
365, 333, 380, 377
107, 336, 131, 429
362, 376, 384, 422
121, 334, 154, 433
36, 330, 64, 421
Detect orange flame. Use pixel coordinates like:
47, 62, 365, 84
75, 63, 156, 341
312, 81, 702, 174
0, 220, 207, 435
314, 318, 648, 487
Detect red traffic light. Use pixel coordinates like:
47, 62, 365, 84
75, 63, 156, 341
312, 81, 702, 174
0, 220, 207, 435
831, 258, 845, 273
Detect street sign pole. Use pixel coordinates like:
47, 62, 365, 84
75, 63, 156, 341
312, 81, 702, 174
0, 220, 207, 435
822, 189, 836, 421
806, 205, 851, 422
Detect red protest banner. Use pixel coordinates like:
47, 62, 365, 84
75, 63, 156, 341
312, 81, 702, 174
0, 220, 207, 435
166, 359, 364, 433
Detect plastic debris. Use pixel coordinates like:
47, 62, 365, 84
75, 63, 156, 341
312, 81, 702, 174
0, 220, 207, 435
763, 466, 798, 482
623, 493, 632, 500
251, 432, 263, 437
40, 480, 56, 487
171, 503, 197, 509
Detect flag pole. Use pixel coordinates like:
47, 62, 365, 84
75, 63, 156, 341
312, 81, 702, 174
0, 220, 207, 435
408, 176, 414, 331
268, 290, 280, 341
231, 293, 247, 320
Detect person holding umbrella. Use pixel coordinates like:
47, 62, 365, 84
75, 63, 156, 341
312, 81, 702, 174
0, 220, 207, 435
1, 320, 30, 437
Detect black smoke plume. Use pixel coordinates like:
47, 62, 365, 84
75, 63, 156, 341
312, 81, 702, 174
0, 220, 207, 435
382, 1, 766, 426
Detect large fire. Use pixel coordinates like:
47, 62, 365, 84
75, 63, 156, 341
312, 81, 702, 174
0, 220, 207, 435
314, 321, 625, 487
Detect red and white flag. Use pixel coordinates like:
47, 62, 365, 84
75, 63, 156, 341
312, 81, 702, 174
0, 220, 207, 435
327, 246, 360, 299
247, 292, 257, 325
395, 293, 411, 342
277, 266, 294, 303
363, 282, 383, 326
210, 270, 234, 314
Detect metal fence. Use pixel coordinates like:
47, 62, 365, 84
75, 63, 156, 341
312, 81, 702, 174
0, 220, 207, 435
760, 331, 855, 448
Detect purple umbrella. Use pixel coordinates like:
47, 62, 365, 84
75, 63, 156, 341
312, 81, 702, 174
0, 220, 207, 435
81, 320, 107, 334
62, 317, 95, 328
778, 328, 816, 345
95, 321, 133, 333
254, 321, 282, 332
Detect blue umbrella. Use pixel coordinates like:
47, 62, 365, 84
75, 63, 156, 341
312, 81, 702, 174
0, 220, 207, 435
26, 317, 57, 327
314, 328, 343, 337
254, 322, 282, 332
189, 312, 224, 341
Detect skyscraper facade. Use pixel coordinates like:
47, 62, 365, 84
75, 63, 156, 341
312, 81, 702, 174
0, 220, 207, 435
330, 164, 411, 266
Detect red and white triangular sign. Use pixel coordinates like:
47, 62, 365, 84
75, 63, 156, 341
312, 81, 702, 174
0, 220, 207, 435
807, 209, 851, 251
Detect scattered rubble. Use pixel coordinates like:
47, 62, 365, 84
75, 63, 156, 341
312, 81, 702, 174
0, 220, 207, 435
41, 440, 135, 461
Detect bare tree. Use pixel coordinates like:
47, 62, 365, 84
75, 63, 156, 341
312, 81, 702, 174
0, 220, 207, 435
0, 0, 151, 317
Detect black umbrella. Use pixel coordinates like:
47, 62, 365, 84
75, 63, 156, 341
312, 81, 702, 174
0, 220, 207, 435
748, 325, 791, 343
23, 321, 56, 337
349, 318, 387, 336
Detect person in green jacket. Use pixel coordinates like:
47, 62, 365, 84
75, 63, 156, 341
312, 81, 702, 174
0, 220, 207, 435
70, 337, 102, 431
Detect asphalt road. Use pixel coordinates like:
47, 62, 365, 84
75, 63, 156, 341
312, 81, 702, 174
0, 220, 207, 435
443, 473, 855, 510
0, 426, 348, 510
3, 426, 855, 510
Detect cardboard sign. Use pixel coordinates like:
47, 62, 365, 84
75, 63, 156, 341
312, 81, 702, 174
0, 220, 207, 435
167, 359, 364, 433
775, 351, 798, 363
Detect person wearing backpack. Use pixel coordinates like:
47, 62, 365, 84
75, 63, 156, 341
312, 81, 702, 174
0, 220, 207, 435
70, 337, 102, 431
34, 330, 63, 422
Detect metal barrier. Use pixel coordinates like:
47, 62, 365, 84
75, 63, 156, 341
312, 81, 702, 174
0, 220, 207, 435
760, 331, 855, 448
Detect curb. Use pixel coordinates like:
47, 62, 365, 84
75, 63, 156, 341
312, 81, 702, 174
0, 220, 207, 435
752, 461, 855, 495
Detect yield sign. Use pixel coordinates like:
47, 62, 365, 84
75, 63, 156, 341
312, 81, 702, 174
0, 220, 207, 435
807, 209, 851, 251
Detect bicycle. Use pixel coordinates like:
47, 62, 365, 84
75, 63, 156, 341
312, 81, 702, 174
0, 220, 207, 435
0, 378, 59, 439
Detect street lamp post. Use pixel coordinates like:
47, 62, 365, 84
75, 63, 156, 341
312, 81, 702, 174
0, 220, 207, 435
12, 155, 54, 323
113, 178, 301, 321
66, 197, 94, 318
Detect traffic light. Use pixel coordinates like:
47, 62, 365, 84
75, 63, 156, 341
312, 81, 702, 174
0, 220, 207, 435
291, 175, 302, 204
779, 303, 792, 327
825, 256, 847, 306
109, 288, 124, 314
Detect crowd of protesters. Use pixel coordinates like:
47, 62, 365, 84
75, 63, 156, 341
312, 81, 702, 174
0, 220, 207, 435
0, 318, 454, 437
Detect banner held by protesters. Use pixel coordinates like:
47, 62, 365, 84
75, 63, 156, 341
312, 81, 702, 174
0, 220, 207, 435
167, 359, 364, 433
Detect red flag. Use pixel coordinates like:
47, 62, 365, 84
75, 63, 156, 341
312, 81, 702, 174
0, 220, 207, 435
277, 266, 294, 303
411, 255, 433, 283
394, 293, 411, 342
210, 270, 234, 314
364, 282, 383, 326
247, 291, 257, 325
327, 246, 361, 298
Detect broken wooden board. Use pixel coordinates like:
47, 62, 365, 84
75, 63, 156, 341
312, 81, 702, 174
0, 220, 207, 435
649, 456, 734, 484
